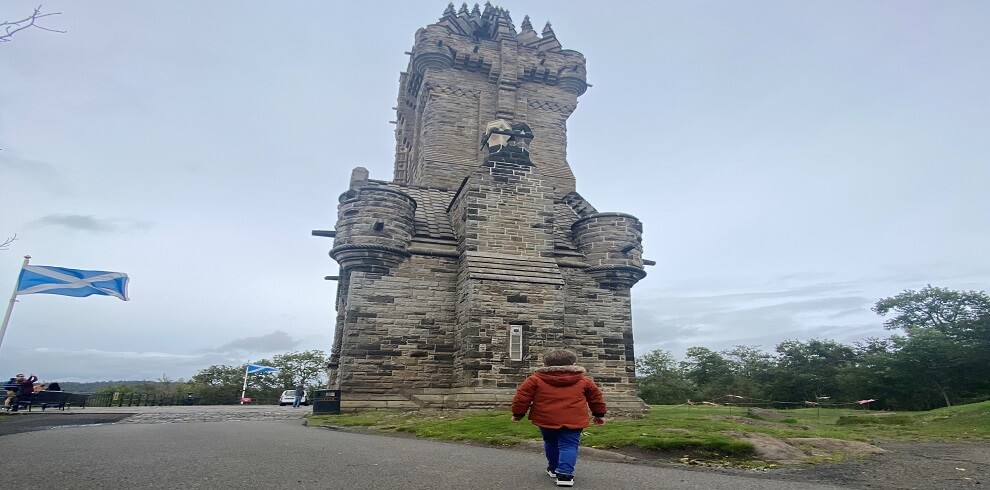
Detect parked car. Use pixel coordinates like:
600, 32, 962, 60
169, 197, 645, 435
278, 389, 308, 406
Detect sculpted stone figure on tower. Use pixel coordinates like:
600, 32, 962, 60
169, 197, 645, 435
317, 3, 653, 410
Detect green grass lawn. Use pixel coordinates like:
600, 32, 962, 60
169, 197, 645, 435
308, 400, 990, 461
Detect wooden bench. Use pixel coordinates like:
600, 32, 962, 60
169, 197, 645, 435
14, 391, 77, 411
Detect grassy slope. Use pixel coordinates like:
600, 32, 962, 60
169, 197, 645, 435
309, 400, 990, 459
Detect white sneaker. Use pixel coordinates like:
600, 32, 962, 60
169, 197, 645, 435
556, 474, 574, 487
546, 468, 557, 478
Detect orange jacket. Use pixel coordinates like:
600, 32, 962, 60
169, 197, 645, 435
511, 365, 607, 429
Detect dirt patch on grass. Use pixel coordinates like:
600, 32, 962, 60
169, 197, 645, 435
719, 415, 811, 430
605, 439, 988, 489
788, 441, 989, 489
726, 431, 811, 464
785, 437, 886, 460
747, 407, 787, 422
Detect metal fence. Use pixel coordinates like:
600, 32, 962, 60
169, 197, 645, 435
83, 392, 279, 407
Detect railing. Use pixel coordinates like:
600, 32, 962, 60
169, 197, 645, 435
83, 393, 280, 407
84, 393, 180, 407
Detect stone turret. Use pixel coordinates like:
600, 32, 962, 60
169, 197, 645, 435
572, 213, 647, 289
330, 167, 416, 274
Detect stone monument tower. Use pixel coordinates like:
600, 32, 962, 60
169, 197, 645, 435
315, 3, 654, 410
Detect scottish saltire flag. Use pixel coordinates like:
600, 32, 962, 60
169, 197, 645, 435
246, 364, 278, 374
17, 265, 130, 301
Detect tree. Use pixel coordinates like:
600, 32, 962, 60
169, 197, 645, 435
680, 347, 735, 401
834, 338, 896, 409
190, 363, 279, 404
1, 5, 64, 43
720, 345, 775, 400
873, 286, 990, 407
635, 349, 694, 404
180, 351, 329, 404
891, 329, 966, 408
191, 364, 244, 387
873, 285, 990, 339
769, 339, 856, 403
271, 350, 328, 388
0, 234, 15, 251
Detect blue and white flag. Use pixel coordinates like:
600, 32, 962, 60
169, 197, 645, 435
17, 265, 130, 301
246, 364, 278, 374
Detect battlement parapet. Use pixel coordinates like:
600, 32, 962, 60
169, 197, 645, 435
405, 4, 587, 96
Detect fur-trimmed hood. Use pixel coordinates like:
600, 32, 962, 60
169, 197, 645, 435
533, 365, 587, 386
535, 365, 586, 374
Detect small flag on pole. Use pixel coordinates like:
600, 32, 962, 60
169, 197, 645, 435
246, 364, 278, 374
241, 363, 278, 404
16, 265, 130, 301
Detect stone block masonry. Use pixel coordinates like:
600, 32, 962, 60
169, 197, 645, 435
321, 3, 653, 411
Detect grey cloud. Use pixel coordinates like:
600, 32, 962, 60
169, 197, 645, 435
718, 296, 873, 319
827, 307, 869, 320
27, 214, 152, 233
6, 335, 311, 382
9, 347, 234, 382
215, 330, 301, 353
633, 306, 705, 346
646, 281, 864, 305
0, 151, 70, 194
645, 293, 873, 324
0, 152, 56, 175
880, 269, 990, 286
633, 285, 884, 358
627, 264, 976, 359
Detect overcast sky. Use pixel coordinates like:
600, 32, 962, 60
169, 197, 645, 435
1, 1, 987, 383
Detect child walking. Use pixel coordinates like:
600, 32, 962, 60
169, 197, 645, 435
511, 349, 607, 487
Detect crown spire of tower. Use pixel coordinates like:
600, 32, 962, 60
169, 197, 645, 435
458, 2, 468, 15
444, 2, 455, 15
529, 20, 561, 52
521, 15, 533, 32
543, 21, 554, 36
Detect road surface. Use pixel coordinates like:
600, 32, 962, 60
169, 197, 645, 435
0, 407, 848, 489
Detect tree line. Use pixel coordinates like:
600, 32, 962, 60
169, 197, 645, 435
64, 286, 988, 410
636, 286, 990, 411
82, 350, 328, 405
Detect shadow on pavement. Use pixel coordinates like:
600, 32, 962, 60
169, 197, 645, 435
0, 412, 135, 436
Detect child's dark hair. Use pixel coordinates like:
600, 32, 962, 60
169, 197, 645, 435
543, 349, 577, 366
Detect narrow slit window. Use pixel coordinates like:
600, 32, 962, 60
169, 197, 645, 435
509, 326, 523, 361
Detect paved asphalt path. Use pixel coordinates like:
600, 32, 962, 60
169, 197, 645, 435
0, 415, 849, 489
0, 411, 133, 436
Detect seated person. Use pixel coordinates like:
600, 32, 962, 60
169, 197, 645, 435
47, 382, 62, 391
11, 373, 37, 411
3, 376, 17, 409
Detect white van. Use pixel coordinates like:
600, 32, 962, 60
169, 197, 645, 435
278, 389, 308, 406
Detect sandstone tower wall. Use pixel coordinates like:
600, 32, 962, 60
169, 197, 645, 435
335, 257, 458, 393
319, 3, 652, 411
394, 7, 586, 195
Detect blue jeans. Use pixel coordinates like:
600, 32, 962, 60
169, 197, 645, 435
293, 395, 302, 408
539, 427, 583, 476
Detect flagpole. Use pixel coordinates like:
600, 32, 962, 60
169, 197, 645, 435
0, 255, 30, 353
240, 363, 249, 405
